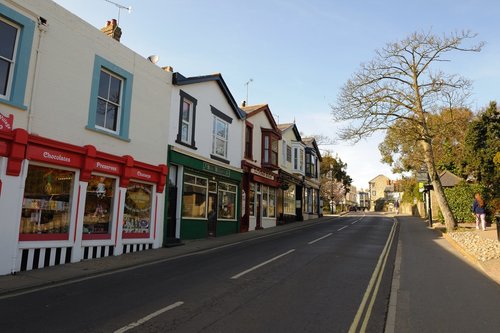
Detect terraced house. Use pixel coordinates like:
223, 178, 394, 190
0, 0, 170, 274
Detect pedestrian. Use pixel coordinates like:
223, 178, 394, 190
472, 192, 486, 231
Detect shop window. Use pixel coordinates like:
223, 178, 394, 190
123, 182, 153, 235
262, 187, 268, 218
20, 165, 75, 240
249, 182, 255, 216
0, 5, 34, 109
260, 185, 276, 218
284, 186, 296, 215
268, 187, 276, 217
182, 174, 207, 218
176, 90, 197, 148
87, 55, 133, 141
83, 175, 116, 238
218, 182, 237, 220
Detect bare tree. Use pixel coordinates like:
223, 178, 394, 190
331, 30, 484, 231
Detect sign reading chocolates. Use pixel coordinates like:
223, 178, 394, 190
27, 146, 82, 168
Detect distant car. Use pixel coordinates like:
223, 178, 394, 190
349, 206, 357, 212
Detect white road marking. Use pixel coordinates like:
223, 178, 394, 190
114, 301, 184, 333
230, 249, 296, 279
337, 225, 349, 231
308, 233, 333, 245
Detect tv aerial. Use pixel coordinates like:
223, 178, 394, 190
104, 0, 132, 25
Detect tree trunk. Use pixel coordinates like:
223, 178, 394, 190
420, 140, 457, 231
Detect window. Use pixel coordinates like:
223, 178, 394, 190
96, 69, 122, 133
305, 151, 317, 177
293, 147, 298, 170
87, 56, 133, 141
83, 175, 116, 237
284, 186, 295, 215
245, 123, 253, 159
182, 174, 207, 218
20, 165, 74, 240
262, 133, 278, 167
176, 90, 197, 148
212, 117, 228, 158
0, 18, 18, 98
299, 149, 304, 171
123, 182, 153, 234
0, 5, 34, 108
218, 182, 237, 220
249, 182, 255, 216
262, 185, 276, 218
286, 145, 292, 163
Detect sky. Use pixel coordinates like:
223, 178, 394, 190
52, 0, 500, 190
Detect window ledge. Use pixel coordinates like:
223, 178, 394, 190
175, 140, 197, 150
210, 154, 230, 164
0, 98, 28, 111
85, 126, 131, 142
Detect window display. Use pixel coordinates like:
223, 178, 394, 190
182, 174, 207, 218
218, 182, 236, 220
20, 165, 74, 238
83, 175, 115, 236
123, 182, 152, 234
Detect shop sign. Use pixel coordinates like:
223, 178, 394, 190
202, 162, 231, 177
27, 146, 81, 168
250, 168, 275, 181
0, 113, 13, 132
132, 168, 158, 182
95, 160, 121, 175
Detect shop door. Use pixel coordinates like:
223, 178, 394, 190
208, 193, 217, 237
166, 186, 177, 240
256, 193, 262, 229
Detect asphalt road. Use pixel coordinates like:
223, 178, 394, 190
0, 214, 397, 333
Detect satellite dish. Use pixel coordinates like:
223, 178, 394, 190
148, 55, 159, 64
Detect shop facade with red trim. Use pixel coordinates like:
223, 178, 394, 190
0, 128, 167, 274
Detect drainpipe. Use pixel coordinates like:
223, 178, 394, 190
26, 17, 48, 134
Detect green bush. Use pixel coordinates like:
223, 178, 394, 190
442, 182, 486, 223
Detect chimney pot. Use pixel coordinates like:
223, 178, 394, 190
101, 19, 122, 42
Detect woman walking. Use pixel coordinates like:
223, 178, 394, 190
472, 192, 486, 231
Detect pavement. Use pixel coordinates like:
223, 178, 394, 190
1, 213, 499, 298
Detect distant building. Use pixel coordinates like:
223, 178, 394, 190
368, 175, 395, 211
358, 190, 370, 211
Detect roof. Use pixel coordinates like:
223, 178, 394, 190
439, 170, 463, 187
278, 123, 302, 141
241, 104, 281, 139
172, 72, 245, 119
301, 137, 322, 161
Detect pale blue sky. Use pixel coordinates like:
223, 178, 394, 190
53, 0, 500, 189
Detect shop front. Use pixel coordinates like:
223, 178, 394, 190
303, 181, 321, 220
240, 161, 280, 232
277, 170, 304, 224
167, 147, 242, 240
0, 128, 167, 274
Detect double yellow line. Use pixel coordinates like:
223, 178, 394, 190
348, 219, 398, 333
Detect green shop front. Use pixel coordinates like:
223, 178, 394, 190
166, 147, 242, 240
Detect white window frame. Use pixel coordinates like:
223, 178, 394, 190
95, 69, 123, 135
181, 99, 193, 144
212, 116, 229, 158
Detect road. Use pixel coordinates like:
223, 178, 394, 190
0, 214, 397, 332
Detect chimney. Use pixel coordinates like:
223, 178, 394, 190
162, 66, 174, 72
101, 19, 122, 42
241, 100, 246, 107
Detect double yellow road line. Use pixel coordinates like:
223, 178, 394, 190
349, 219, 398, 333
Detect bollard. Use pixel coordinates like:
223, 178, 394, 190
496, 214, 500, 242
